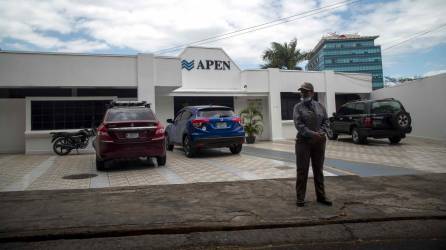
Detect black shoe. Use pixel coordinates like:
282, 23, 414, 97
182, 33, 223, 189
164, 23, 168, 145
317, 198, 333, 206
296, 201, 305, 207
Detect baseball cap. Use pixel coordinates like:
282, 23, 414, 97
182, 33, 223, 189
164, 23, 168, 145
298, 82, 314, 92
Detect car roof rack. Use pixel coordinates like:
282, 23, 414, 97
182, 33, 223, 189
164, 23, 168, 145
108, 101, 151, 108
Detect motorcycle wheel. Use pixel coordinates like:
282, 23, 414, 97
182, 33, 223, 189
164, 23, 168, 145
53, 137, 72, 156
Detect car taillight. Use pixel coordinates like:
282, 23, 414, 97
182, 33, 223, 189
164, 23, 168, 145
97, 124, 109, 135
154, 123, 165, 136
363, 117, 373, 128
192, 118, 209, 128
232, 117, 241, 123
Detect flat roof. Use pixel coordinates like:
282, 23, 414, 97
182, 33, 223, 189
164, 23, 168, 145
0, 50, 178, 60
310, 34, 379, 54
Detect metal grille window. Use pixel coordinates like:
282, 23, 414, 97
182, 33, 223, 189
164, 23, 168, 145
31, 100, 110, 130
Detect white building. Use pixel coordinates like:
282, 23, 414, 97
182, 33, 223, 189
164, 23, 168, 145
0, 46, 372, 154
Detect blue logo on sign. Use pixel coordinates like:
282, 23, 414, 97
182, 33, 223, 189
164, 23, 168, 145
181, 60, 194, 71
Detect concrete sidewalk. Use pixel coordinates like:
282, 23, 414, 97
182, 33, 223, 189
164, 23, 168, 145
1, 174, 446, 248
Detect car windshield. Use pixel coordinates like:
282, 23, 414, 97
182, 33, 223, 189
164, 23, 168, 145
106, 108, 155, 121
198, 109, 234, 118
371, 101, 402, 114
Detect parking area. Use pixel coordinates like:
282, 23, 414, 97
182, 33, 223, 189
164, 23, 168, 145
0, 136, 445, 192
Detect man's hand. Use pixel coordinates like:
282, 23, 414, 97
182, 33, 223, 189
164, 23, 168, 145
312, 132, 326, 143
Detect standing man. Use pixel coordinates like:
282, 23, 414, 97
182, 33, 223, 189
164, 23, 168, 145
293, 82, 332, 207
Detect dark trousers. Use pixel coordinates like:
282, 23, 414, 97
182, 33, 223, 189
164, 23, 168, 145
295, 137, 327, 203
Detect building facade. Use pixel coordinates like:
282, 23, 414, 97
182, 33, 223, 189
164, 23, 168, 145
371, 73, 446, 140
307, 34, 384, 90
0, 46, 372, 154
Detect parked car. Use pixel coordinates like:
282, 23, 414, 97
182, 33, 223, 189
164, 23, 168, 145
93, 101, 166, 170
327, 98, 412, 144
165, 105, 245, 157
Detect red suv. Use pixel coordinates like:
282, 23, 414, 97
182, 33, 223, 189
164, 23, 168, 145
93, 101, 166, 170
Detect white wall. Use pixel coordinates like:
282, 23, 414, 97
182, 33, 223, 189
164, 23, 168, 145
268, 70, 371, 140
234, 96, 270, 140
0, 99, 25, 153
154, 56, 182, 87
241, 70, 269, 92
137, 54, 156, 109
277, 70, 326, 92
155, 94, 175, 128
0, 52, 137, 87
371, 73, 446, 140
332, 72, 371, 93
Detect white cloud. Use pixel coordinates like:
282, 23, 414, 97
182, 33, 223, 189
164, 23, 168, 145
0, 0, 445, 66
423, 69, 446, 77
56, 39, 109, 53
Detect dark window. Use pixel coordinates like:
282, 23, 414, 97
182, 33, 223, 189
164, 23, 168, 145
2, 88, 72, 98
280, 92, 318, 120
173, 96, 234, 115
371, 101, 402, 114
0, 87, 137, 98
174, 111, 184, 122
198, 108, 234, 118
281, 92, 300, 120
31, 100, 110, 130
353, 103, 366, 114
337, 106, 347, 115
77, 88, 137, 98
338, 103, 355, 115
105, 108, 155, 122
181, 110, 193, 120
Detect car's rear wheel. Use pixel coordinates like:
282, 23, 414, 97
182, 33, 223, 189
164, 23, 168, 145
156, 156, 166, 166
391, 111, 411, 130
326, 127, 338, 140
166, 134, 174, 151
389, 136, 402, 144
183, 136, 195, 158
229, 144, 243, 154
96, 155, 106, 171
352, 127, 367, 144
53, 137, 72, 156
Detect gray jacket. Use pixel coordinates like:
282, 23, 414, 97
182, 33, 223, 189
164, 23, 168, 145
293, 100, 329, 139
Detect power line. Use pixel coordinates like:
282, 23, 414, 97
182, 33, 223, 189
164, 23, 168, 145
154, 0, 362, 54
190, 1, 363, 48
382, 23, 446, 52
155, 0, 360, 54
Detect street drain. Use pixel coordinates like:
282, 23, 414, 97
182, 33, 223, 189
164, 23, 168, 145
63, 173, 97, 180
275, 166, 294, 170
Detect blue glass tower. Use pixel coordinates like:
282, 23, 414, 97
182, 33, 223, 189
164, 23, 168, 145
307, 34, 383, 90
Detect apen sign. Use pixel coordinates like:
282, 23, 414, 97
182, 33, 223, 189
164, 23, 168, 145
179, 47, 241, 90
181, 59, 231, 71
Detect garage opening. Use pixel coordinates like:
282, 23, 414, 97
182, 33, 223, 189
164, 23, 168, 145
335, 94, 361, 111
173, 96, 234, 115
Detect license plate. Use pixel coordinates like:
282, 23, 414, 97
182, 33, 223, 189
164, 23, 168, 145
126, 132, 139, 139
216, 122, 227, 128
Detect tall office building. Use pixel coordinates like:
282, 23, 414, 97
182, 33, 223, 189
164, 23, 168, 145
307, 34, 383, 89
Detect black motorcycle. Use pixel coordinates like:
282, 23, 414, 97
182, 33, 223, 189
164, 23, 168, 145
50, 129, 96, 156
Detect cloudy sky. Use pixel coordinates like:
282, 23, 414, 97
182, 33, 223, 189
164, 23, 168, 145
1, 0, 445, 78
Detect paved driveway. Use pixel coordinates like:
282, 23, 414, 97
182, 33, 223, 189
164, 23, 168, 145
0, 136, 444, 192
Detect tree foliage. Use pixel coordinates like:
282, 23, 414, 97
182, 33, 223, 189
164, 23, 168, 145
261, 38, 309, 70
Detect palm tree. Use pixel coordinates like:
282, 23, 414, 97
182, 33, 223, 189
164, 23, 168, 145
261, 38, 309, 70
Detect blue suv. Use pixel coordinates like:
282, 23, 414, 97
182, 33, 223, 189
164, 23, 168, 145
165, 105, 245, 157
